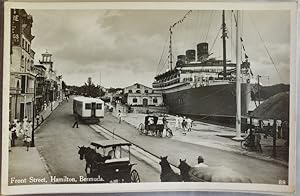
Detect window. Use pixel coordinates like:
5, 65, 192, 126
128, 90, 132, 93
96, 103, 102, 109
133, 98, 137, 103
136, 90, 141, 93
145, 90, 148, 93
85, 103, 91, 109
153, 98, 158, 103
136, 84, 140, 88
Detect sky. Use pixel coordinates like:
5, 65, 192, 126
28, 9, 290, 88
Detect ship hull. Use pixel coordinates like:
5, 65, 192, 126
163, 83, 251, 124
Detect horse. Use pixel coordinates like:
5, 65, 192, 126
78, 146, 111, 174
178, 159, 252, 183
159, 156, 181, 182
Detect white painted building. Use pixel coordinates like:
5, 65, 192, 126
124, 83, 163, 106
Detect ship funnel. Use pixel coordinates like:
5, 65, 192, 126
176, 55, 186, 67
197, 42, 209, 61
186, 49, 196, 63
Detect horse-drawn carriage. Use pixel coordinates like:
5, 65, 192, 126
78, 139, 140, 183
138, 115, 173, 138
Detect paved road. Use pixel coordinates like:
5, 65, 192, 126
35, 98, 288, 185
100, 114, 288, 185
35, 100, 160, 183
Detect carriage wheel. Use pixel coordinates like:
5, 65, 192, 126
157, 131, 163, 137
241, 140, 248, 150
130, 169, 140, 183
166, 128, 173, 138
138, 123, 145, 135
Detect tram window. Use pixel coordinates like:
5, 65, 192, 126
133, 98, 137, 103
85, 103, 91, 109
96, 103, 102, 109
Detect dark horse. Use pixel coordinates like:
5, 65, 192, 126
78, 146, 111, 174
178, 159, 252, 183
159, 156, 181, 182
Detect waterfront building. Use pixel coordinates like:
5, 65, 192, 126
124, 83, 163, 106
9, 9, 35, 122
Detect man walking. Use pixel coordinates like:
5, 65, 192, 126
72, 113, 79, 128
118, 110, 122, 124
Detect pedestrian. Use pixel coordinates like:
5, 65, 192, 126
41, 115, 44, 123
118, 110, 122, 124
22, 116, 28, 133
255, 132, 263, 153
175, 115, 179, 129
11, 124, 17, 147
182, 116, 187, 131
194, 156, 208, 168
9, 125, 12, 152
72, 113, 79, 128
23, 121, 32, 151
36, 114, 40, 127
179, 116, 183, 129
186, 118, 192, 132
16, 120, 22, 137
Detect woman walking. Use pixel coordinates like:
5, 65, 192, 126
23, 121, 32, 151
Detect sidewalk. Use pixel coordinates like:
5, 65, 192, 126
34, 101, 61, 130
8, 147, 51, 185
8, 101, 62, 185
117, 112, 288, 166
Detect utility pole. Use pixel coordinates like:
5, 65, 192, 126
257, 75, 261, 105
233, 10, 243, 141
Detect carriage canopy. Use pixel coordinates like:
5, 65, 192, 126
91, 139, 131, 149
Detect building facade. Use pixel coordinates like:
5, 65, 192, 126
9, 9, 36, 122
124, 83, 163, 106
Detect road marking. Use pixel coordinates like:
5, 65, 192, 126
89, 124, 180, 173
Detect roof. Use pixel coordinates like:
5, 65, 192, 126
249, 91, 289, 121
73, 96, 104, 103
91, 139, 131, 148
34, 64, 47, 70
124, 83, 152, 90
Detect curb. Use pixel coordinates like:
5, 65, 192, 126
120, 116, 288, 168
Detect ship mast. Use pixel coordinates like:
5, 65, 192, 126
233, 10, 243, 141
169, 26, 173, 70
222, 10, 227, 79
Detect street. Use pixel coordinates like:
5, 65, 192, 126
35, 98, 288, 184
35, 100, 160, 183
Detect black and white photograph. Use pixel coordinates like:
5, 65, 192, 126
1, 1, 297, 195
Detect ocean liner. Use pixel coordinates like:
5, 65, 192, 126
152, 10, 252, 122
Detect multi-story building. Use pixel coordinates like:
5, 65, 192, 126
39, 51, 63, 104
33, 64, 47, 113
9, 9, 36, 122
124, 83, 163, 106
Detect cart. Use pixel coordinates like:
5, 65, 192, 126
88, 139, 140, 183
138, 115, 173, 138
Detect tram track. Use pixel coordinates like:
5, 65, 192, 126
89, 124, 180, 174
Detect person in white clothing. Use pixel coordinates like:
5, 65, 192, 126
175, 115, 179, 129
178, 116, 183, 129
24, 121, 32, 151
186, 118, 192, 132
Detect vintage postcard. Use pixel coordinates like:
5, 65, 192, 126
1, 1, 297, 195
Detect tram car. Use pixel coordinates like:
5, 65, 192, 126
73, 96, 104, 123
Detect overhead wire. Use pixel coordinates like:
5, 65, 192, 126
248, 13, 283, 82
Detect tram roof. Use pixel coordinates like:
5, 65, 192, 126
91, 139, 131, 148
73, 96, 104, 103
